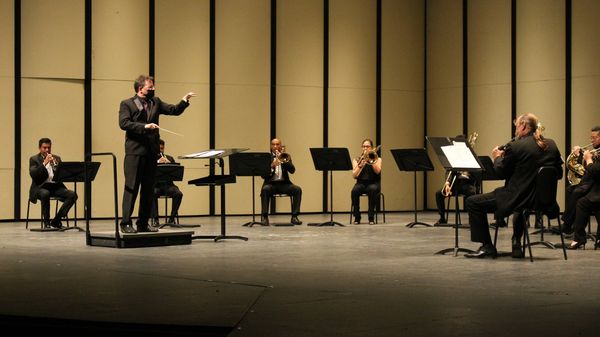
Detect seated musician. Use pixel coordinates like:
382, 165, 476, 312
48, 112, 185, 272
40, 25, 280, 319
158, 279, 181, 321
464, 113, 562, 259
29, 137, 78, 229
561, 126, 600, 234
351, 138, 382, 225
151, 139, 183, 227
563, 127, 600, 249
260, 138, 302, 226
434, 135, 477, 226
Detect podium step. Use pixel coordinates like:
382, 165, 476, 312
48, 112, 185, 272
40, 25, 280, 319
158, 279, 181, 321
88, 230, 194, 248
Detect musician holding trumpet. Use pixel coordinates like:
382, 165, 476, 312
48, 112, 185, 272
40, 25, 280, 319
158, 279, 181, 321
434, 135, 477, 226
561, 126, 600, 249
29, 137, 77, 229
351, 139, 382, 225
260, 138, 303, 225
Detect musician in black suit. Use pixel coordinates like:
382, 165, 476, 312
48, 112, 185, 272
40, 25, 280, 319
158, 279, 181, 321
118, 75, 195, 233
260, 138, 302, 225
29, 138, 77, 229
564, 134, 600, 250
561, 126, 600, 232
151, 139, 183, 226
464, 113, 562, 259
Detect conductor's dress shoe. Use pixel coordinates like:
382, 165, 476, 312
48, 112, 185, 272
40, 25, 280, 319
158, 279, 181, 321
291, 216, 302, 225
261, 216, 270, 226
465, 244, 497, 259
137, 224, 159, 233
50, 219, 63, 229
566, 241, 585, 250
120, 222, 137, 234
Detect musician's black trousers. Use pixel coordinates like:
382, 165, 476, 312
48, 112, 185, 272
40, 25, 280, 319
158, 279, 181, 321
351, 182, 380, 222
261, 181, 302, 217
122, 154, 157, 225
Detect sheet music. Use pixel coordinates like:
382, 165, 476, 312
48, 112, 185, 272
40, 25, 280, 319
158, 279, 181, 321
181, 150, 225, 158
441, 144, 480, 169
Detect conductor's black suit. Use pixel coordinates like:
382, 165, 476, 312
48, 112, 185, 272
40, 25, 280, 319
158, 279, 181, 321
118, 95, 189, 228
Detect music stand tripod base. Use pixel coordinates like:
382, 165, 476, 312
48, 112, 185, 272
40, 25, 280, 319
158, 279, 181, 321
307, 221, 345, 227
60, 226, 86, 232
406, 221, 432, 228
242, 221, 268, 227
435, 247, 475, 256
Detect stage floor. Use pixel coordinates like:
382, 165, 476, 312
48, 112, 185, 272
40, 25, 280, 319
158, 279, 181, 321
0, 212, 599, 336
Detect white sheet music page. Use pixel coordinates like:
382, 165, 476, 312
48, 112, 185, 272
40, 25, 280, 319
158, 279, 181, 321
441, 142, 480, 168
180, 150, 225, 158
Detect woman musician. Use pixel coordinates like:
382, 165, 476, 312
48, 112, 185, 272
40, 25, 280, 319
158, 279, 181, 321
351, 139, 382, 225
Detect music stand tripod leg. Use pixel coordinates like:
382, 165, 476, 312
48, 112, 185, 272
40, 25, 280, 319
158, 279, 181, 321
435, 206, 475, 256
243, 176, 268, 227
406, 171, 431, 227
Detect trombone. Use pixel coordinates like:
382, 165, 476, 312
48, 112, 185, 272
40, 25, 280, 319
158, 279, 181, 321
274, 145, 291, 165
441, 171, 456, 197
358, 145, 381, 165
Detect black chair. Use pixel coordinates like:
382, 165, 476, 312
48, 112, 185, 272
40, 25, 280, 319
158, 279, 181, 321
349, 192, 386, 224
495, 166, 567, 262
25, 197, 69, 231
157, 195, 180, 225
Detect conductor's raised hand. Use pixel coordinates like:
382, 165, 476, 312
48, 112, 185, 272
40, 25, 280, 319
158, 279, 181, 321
145, 123, 159, 130
182, 92, 197, 102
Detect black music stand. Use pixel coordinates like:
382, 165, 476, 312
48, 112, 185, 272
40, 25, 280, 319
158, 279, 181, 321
427, 137, 483, 256
229, 152, 272, 227
181, 148, 249, 242
307, 148, 352, 227
54, 161, 101, 232
154, 164, 199, 229
390, 149, 434, 228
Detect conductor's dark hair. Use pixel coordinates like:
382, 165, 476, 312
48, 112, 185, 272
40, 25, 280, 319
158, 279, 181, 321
159, 139, 165, 146
134, 75, 154, 93
38, 138, 52, 147
592, 126, 600, 133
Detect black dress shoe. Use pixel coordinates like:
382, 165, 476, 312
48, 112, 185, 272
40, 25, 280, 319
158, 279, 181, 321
566, 241, 585, 250
595, 240, 600, 250
137, 224, 159, 233
291, 216, 302, 225
511, 237, 524, 259
151, 218, 160, 227
434, 218, 447, 226
50, 219, 63, 229
261, 216, 270, 226
465, 245, 497, 259
120, 222, 137, 233
561, 224, 573, 235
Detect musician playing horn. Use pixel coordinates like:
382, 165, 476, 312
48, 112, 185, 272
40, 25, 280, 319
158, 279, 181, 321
561, 126, 600, 246
434, 135, 477, 226
260, 138, 302, 226
464, 113, 562, 259
351, 139, 382, 225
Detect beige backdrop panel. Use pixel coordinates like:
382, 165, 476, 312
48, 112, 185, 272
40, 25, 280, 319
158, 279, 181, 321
21, 79, 84, 219
216, 0, 270, 86
467, 0, 511, 195
329, 0, 376, 213
92, 0, 149, 80
216, 85, 270, 215
277, 0, 323, 213
382, 0, 424, 210
426, 0, 463, 209
215, 0, 270, 215
517, 1, 566, 209
21, 0, 83, 79
329, 0, 376, 89
155, 0, 210, 84
516, 0, 565, 83
572, 0, 600, 144
277, 0, 323, 88
0, 0, 14, 219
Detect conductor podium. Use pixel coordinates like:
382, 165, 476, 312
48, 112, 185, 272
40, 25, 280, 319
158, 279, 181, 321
307, 148, 352, 227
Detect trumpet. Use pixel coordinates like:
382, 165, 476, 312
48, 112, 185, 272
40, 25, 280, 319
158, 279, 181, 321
43, 153, 58, 169
357, 145, 381, 165
275, 146, 291, 164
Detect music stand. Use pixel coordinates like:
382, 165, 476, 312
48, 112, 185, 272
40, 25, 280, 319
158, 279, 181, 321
427, 137, 483, 256
390, 149, 434, 228
154, 164, 199, 229
307, 148, 352, 227
229, 152, 272, 227
54, 161, 101, 232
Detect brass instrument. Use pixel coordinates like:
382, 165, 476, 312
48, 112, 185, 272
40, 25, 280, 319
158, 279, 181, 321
43, 153, 58, 169
441, 171, 456, 197
275, 146, 291, 164
567, 143, 598, 185
358, 145, 381, 165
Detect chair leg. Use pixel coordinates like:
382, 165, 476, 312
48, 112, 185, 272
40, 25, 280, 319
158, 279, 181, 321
523, 212, 534, 262
381, 193, 385, 223
26, 201, 31, 229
